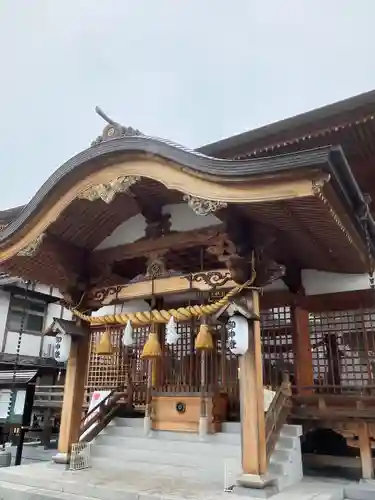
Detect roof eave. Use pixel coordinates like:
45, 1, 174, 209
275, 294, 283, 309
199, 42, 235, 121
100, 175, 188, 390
198, 89, 375, 156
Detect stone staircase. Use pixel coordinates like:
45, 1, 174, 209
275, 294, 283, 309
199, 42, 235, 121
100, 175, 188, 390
91, 417, 304, 494
0, 418, 304, 499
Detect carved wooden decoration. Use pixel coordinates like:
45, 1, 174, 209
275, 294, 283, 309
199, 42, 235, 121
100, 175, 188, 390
183, 194, 227, 216
146, 252, 168, 278
206, 234, 237, 262
78, 175, 141, 204
17, 233, 46, 257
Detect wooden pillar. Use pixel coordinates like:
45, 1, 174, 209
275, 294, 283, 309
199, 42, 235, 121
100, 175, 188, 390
55, 328, 90, 462
239, 290, 267, 476
359, 422, 374, 480
292, 305, 314, 393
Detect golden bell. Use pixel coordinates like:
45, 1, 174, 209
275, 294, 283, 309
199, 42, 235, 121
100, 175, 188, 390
141, 331, 162, 359
195, 323, 214, 350
96, 329, 113, 355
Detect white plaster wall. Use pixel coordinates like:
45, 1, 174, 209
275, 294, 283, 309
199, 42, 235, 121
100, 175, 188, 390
302, 270, 371, 295
0, 285, 71, 358
4, 331, 41, 357
94, 203, 221, 251
45, 302, 72, 327
162, 204, 221, 231
92, 300, 151, 317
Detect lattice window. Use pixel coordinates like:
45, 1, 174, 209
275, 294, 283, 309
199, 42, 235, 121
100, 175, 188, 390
161, 320, 197, 392
217, 322, 238, 409
131, 325, 149, 406
261, 306, 294, 389
309, 308, 375, 393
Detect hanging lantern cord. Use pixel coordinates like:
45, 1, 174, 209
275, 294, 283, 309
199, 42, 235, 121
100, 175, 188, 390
3, 280, 31, 449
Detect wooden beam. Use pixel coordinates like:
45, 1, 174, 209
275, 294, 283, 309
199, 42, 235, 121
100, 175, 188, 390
282, 266, 304, 295
260, 289, 375, 313
91, 225, 225, 264
88, 268, 235, 305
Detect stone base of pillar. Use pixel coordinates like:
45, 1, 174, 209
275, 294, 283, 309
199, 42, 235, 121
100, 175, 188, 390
235, 474, 278, 498
143, 416, 152, 436
52, 452, 69, 465
198, 416, 208, 439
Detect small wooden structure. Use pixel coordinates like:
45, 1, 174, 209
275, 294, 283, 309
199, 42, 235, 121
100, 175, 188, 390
1, 100, 375, 481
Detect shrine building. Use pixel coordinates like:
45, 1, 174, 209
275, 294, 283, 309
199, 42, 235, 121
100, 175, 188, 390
1, 93, 375, 497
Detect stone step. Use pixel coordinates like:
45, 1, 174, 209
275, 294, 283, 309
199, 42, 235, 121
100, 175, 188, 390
275, 436, 298, 450
95, 432, 240, 455
91, 443, 240, 472
113, 418, 301, 437
103, 425, 243, 444
280, 425, 303, 439
111, 417, 145, 427
221, 422, 241, 434
269, 449, 292, 463
0, 480, 96, 500
91, 456, 227, 484
345, 482, 375, 500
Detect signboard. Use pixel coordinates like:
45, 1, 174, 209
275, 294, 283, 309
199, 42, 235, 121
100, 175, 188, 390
79, 390, 111, 441
0, 389, 26, 424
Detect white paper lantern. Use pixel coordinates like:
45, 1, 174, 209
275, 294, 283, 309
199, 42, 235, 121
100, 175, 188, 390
54, 331, 72, 363
226, 314, 249, 355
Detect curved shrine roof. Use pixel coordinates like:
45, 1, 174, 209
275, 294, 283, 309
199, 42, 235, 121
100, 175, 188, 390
0, 108, 374, 288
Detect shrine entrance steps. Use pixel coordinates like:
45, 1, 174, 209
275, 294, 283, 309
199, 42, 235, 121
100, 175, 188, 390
0, 418, 310, 500
90, 418, 304, 493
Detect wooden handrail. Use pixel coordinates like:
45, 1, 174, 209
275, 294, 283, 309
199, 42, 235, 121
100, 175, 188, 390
79, 386, 127, 442
265, 373, 292, 460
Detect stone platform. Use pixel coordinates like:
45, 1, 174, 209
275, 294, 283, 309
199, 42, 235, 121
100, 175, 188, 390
0, 462, 349, 500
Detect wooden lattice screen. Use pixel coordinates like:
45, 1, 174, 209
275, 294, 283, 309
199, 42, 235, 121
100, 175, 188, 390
309, 308, 375, 394
260, 306, 294, 390
86, 325, 149, 406
85, 307, 297, 411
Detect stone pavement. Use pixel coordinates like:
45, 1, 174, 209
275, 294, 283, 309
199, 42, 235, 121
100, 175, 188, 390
10, 444, 56, 465
0, 459, 351, 500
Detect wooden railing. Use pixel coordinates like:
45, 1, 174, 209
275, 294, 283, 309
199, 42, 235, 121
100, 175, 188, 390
79, 387, 128, 443
34, 386, 93, 408
265, 373, 292, 460
34, 385, 65, 408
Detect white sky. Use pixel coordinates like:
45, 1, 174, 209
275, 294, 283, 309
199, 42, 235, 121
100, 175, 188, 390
0, 0, 374, 209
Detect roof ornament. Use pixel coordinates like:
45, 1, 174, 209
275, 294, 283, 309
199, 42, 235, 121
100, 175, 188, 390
183, 194, 227, 216
91, 106, 143, 147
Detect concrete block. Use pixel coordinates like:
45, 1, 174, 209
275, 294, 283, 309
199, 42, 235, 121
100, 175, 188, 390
143, 416, 152, 436
52, 452, 68, 464
199, 416, 209, 438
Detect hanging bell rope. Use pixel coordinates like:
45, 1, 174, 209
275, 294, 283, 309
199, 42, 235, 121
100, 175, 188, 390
195, 322, 214, 350
96, 328, 113, 355
71, 276, 256, 327
141, 326, 162, 359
